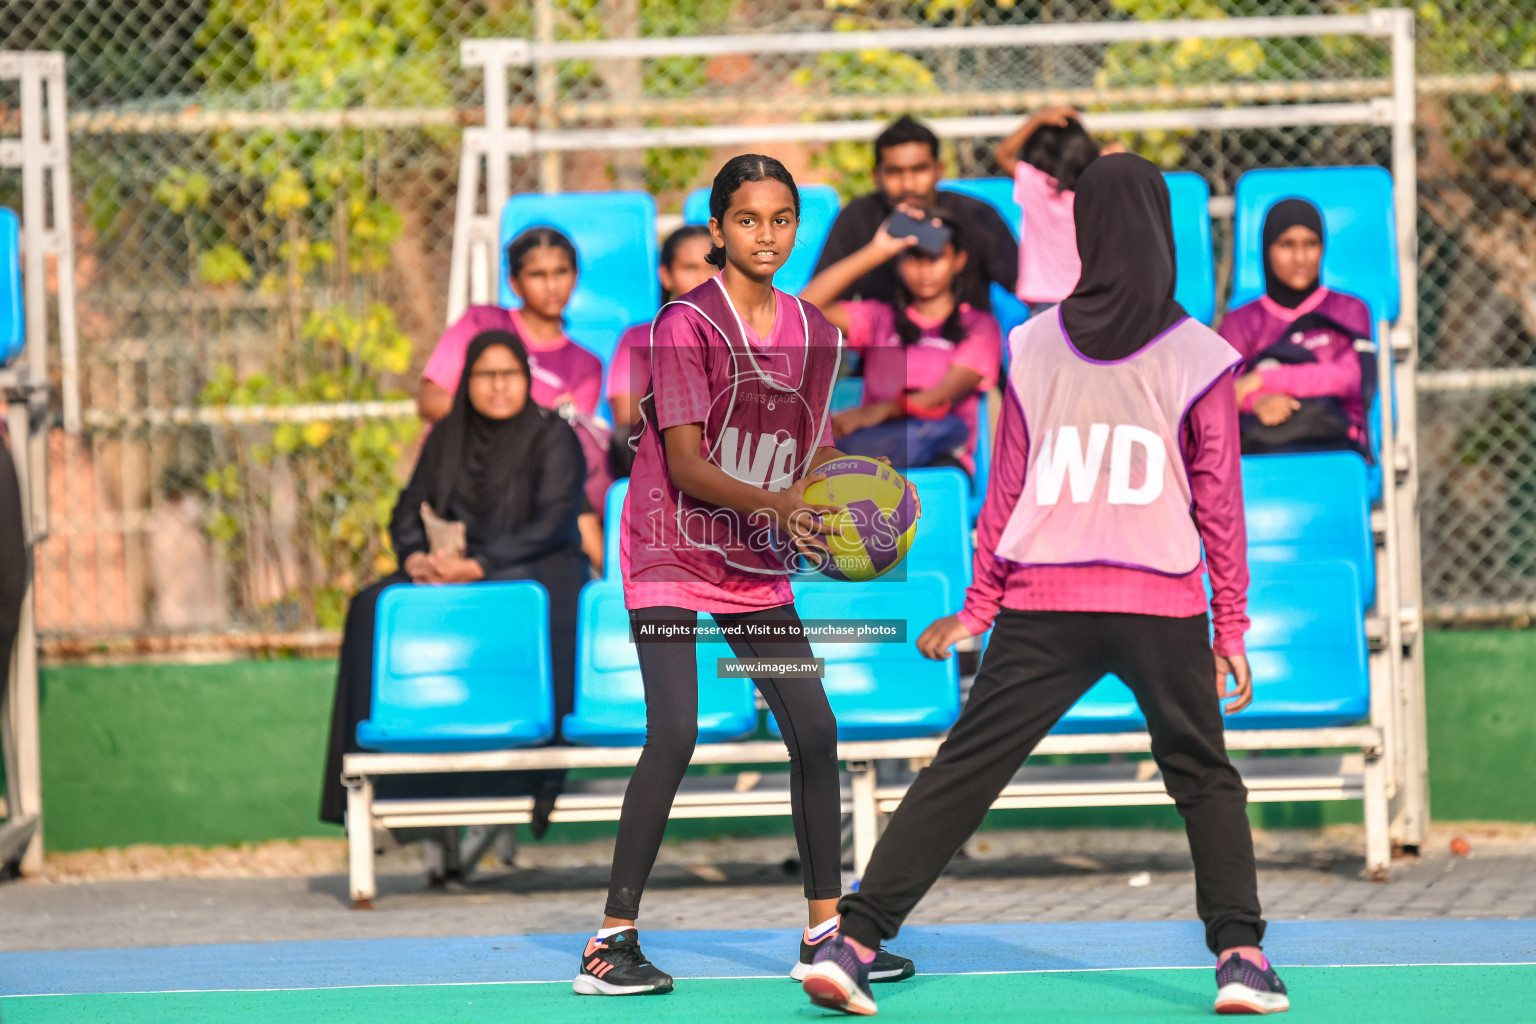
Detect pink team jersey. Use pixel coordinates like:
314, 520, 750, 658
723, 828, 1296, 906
621, 279, 841, 612
843, 300, 1000, 475
1218, 287, 1373, 443
1013, 162, 1082, 305
423, 306, 604, 419
606, 322, 652, 402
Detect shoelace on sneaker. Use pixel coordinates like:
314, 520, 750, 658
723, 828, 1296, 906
601, 940, 648, 968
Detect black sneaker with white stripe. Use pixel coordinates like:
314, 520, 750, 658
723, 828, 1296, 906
1214, 954, 1290, 1014
792, 929, 914, 983
572, 929, 674, 996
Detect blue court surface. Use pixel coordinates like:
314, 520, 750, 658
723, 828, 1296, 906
3, 919, 1534, 1022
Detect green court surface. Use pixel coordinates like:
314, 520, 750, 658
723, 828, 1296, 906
6, 966, 1532, 1024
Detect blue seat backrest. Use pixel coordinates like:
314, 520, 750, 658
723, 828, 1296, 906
565, 579, 759, 746
1231, 166, 1400, 327
1242, 452, 1374, 606
970, 390, 991, 522
684, 183, 841, 297
603, 478, 629, 579
935, 180, 1030, 342
773, 571, 960, 741
939, 173, 1213, 325
938, 178, 1020, 239
900, 467, 973, 586
1050, 559, 1368, 734
501, 192, 660, 366
831, 376, 864, 413
0, 210, 21, 367
1164, 172, 1216, 325
358, 581, 555, 752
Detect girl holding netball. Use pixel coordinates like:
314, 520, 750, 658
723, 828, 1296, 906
575, 155, 915, 996
802, 155, 1288, 1016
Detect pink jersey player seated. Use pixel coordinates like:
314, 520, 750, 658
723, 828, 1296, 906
1220, 197, 1376, 458
417, 227, 609, 569
801, 205, 1000, 477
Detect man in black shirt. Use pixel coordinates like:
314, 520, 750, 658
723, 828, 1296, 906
813, 115, 1018, 312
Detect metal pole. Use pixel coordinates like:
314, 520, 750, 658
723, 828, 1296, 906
533, 0, 560, 193
17, 67, 47, 400
1385, 7, 1429, 850
445, 127, 481, 324
45, 58, 79, 434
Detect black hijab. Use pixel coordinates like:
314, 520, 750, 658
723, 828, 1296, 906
1061, 153, 1187, 361
1262, 197, 1325, 309
425, 330, 550, 529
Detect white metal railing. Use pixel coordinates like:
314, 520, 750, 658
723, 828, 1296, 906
442, 10, 1430, 854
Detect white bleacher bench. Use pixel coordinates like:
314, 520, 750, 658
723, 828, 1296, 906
342, 725, 1387, 908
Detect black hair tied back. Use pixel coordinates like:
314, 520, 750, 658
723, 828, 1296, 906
505, 225, 578, 278
1021, 118, 1101, 194
705, 154, 801, 269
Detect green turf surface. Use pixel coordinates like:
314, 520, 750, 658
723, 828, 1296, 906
5, 965, 1532, 1023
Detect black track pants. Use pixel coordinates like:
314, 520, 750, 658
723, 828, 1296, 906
838, 609, 1265, 954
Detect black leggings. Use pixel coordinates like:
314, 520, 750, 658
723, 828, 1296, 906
0, 439, 27, 698
605, 603, 841, 920
838, 609, 1265, 955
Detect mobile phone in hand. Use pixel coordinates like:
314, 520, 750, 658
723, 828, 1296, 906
885, 209, 952, 257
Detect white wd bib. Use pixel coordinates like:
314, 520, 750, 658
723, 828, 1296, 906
997, 309, 1241, 575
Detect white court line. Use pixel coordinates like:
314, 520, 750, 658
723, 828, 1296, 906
5, 962, 1535, 999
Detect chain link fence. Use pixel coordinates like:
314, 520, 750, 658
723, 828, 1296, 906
2, 1, 1533, 650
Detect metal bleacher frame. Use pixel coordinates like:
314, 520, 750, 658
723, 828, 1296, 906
345, 11, 1427, 907
0, 52, 78, 878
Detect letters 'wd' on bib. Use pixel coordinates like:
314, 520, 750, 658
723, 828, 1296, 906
997, 308, 1241, 575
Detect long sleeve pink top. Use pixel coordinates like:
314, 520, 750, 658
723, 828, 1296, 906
958, 374, 1251, 657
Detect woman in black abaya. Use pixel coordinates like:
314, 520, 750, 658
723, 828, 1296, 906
320, 330, 588, 835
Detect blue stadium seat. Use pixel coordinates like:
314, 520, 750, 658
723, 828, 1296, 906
684, 183, 841, 297
774, 571, 961, 740
357, 582, 555, 752
501, 192, 660, 365
900, 467, 973, 585
0, 210, 21, 367
1051, 560, 1368, 733
1165, 172, 1216, 324
1242, 452, 1375, 607
564, 579, 759, 746
939, 173, 1213, 325
831, 376, 864, 413
936, 179, 1029, 341
603, 479, 629, 580
970, 390, 991, 521
938, 178, 1021, 237
1232, 166, 1400, 498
